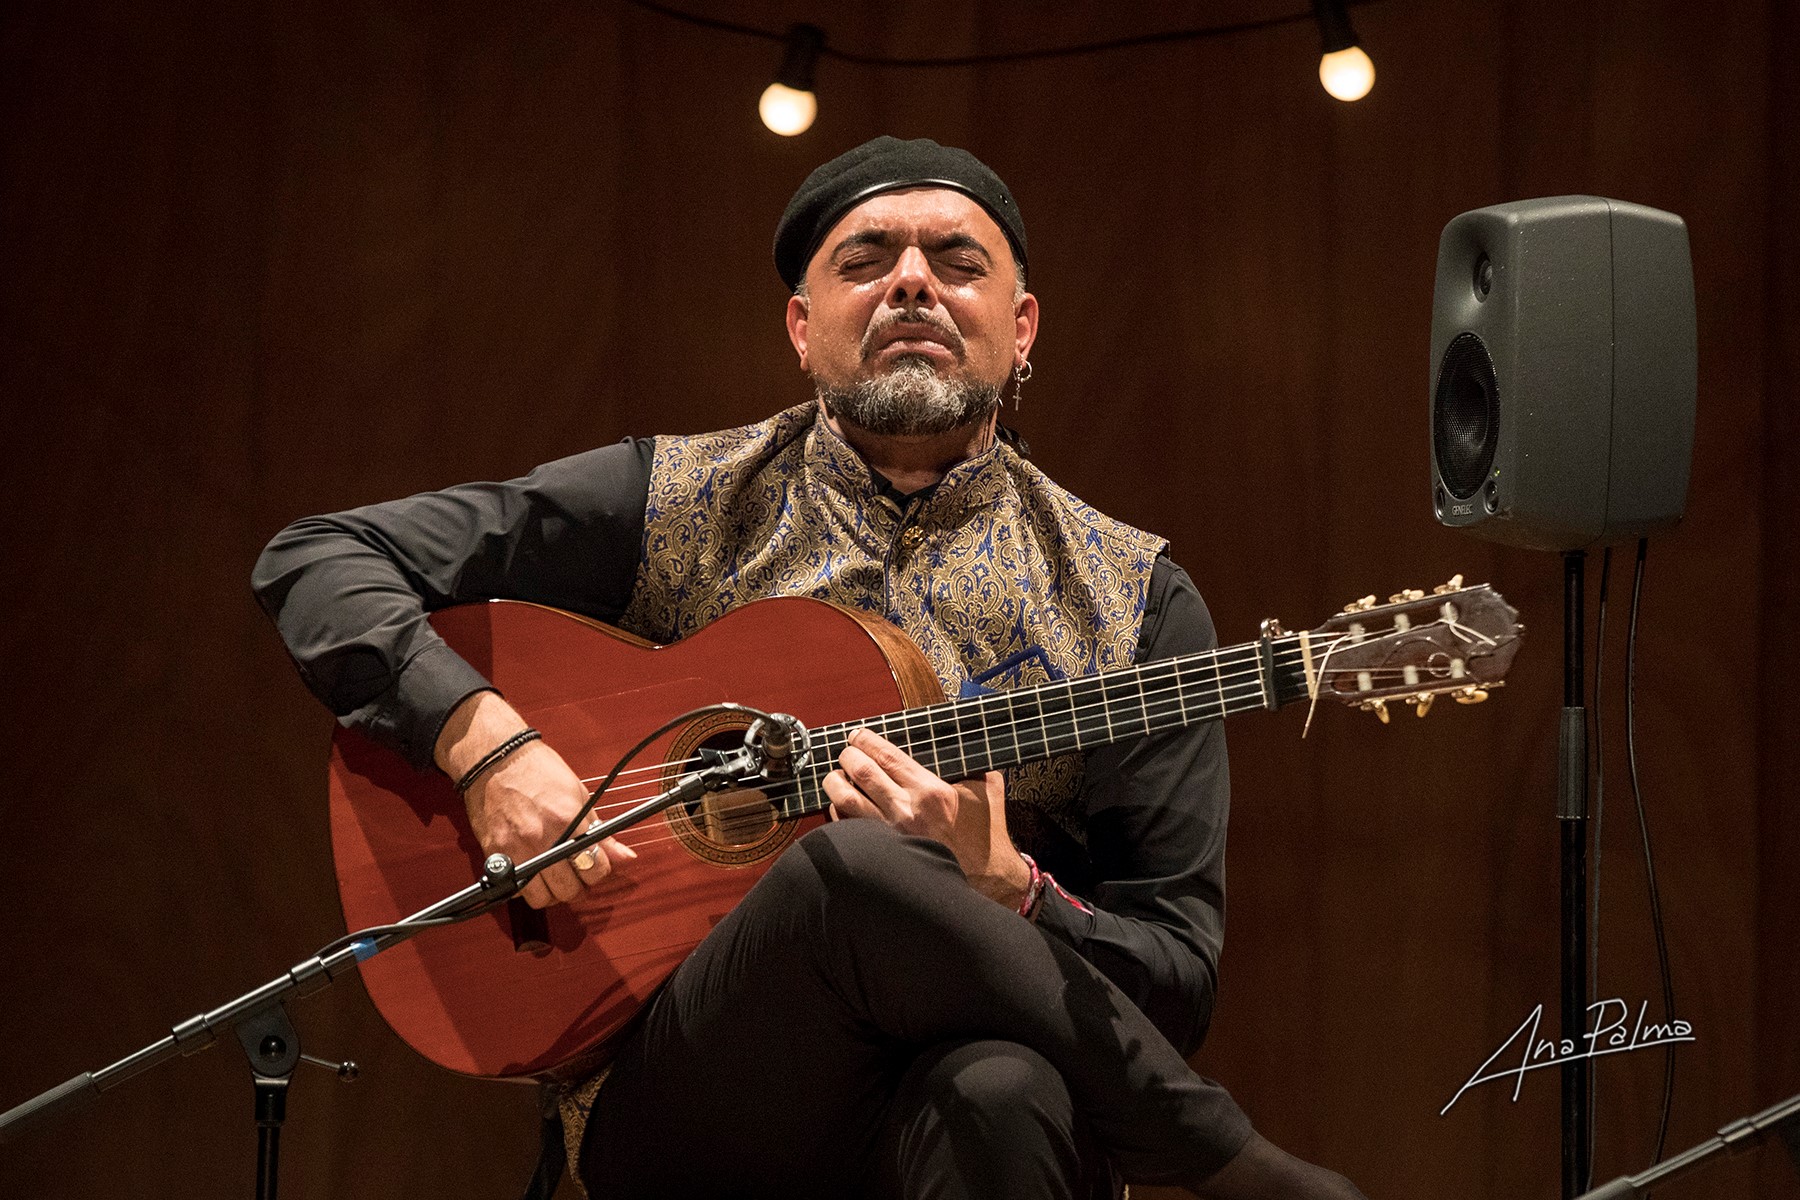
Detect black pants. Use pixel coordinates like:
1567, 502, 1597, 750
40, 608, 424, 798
580, 820, 1251, 1199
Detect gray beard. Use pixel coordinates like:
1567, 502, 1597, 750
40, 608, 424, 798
816, 356, 1002, 437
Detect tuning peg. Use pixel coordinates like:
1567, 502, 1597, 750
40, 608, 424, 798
1343, 595, 1377, 614
1360, 698, 1391, 723
1453, 686, 1489, 705
1409, 692, 1435, 717
1388, 588, 1426, 604
1433, 574, 1467, 595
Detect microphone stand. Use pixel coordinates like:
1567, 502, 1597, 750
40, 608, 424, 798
0, 729, 782, 1198
1575, 1090, 1800, 1198
1561, 550, 1592, 1196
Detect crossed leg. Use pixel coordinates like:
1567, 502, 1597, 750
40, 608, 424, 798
580, 820, 1356, 1200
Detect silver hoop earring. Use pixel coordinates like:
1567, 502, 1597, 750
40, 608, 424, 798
1013, 360, 1033, 409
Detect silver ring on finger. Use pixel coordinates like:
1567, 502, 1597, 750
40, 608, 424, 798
572, 817, 603, 872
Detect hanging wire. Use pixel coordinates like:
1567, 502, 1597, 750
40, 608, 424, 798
1586, 546, 1612, 1191
1625, 538, 1677, 1167
621, 0, 1363, 69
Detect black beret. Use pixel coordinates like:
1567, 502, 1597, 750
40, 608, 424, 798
773, 135, 1027, 290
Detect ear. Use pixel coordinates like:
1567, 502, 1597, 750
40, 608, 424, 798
785, 293, 811, 371
1013, 292, 1040, 366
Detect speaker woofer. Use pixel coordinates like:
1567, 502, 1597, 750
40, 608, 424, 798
1433, 331, 1500, 500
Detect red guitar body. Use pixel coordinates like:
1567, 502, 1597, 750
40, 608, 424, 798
328, 597, 942, 1080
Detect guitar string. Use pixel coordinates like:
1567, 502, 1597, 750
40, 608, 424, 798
601, 675, 1292, 854
574, 654, 1296, 851
571, 645, 1473, 821
568, 665, 1498, 852
568, 641, 1311, 799
522, 609, 1505, 861
561, 597, 1495, 789
578, 654, 1472, 846
597, 650, 1417, 853
570, 657, 1278, 789
565, 607, 1493, 792
568, 633, 1317, 791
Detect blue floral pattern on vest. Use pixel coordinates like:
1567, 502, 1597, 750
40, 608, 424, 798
618, 403, 1165, 851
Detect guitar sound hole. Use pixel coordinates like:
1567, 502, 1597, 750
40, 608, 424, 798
664, 727, 801, 867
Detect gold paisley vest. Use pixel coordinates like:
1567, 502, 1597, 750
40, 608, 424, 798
617, 403, 1167, 853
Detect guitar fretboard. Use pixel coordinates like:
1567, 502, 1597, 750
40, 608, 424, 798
763, 637, 1313, 818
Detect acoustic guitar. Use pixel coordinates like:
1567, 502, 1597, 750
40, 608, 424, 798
328, 579, 1521, 1080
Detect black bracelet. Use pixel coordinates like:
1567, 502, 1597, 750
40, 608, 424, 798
454, 728, 542, 795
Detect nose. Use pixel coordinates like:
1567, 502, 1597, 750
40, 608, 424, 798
886, 245, 939, 309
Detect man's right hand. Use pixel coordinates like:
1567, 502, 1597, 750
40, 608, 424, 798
435, 690, 637, 909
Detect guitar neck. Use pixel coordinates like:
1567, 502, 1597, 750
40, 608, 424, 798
773, 636, 1313, 818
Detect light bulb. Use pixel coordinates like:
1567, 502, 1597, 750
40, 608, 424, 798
759, 82, 817, 136
1319, 45, 1375, 102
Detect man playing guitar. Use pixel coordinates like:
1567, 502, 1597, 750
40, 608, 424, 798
255, 136, 1367, 1200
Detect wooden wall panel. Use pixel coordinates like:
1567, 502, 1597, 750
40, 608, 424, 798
0, 2, 1790, 1197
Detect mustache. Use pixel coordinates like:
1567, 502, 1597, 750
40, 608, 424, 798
860, 309, 966, 360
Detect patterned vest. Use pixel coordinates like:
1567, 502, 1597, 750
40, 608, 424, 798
617, 402, 1167, 853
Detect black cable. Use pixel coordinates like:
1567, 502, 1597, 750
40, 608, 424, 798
622, 0, 1359, 69
315, 915, 478, 960
822, 12, 1316, 68
554, 702, 767, 845
1587, 545, 1612, 1190
311, 703, 774, 963
624, 0, 783, 46
1625, 537, 1677, 1170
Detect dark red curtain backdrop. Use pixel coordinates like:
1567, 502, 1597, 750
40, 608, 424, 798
2, 2, 1794, 1197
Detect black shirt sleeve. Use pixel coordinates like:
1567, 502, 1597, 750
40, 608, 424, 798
254, 450, 1229, 1057
251, 438, 654, 769
1029, 555, 1230, 1056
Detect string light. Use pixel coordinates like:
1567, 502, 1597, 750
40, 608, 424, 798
626, 1, 1383, 131
1312, 0, 1375, 101
759, 24, 824, 137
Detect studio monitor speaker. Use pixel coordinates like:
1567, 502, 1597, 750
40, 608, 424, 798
1429, 196, 1697, 552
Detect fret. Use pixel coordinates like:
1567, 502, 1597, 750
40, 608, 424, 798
760, 637, 1313, 821
1038, 679, 1080, 757
924, 708, 965, 780
1066, 675, 1111, 750
1207, 648, 1231, 720
884, 709, 922, 777
975, 693, 997, 773
1100, 670, 1149, 740
992, 691, 1029, 771
1219, 646, 1261, 715
1008, 687, 1048, 763
954, 699, 996, 773
1176, 653, 1219, 723
1140, 659, 1185, 734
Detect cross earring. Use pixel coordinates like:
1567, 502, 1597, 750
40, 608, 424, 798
1013, 360, 1033, 409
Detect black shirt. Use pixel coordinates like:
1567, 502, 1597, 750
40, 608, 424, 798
252, 436, 1231, 1054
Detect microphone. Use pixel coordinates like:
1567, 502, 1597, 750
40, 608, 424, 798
746, 713, 809, 781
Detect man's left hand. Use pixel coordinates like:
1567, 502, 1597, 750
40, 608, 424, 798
824, 727, 1031, 908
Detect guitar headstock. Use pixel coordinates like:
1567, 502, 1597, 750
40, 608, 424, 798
1302, 576, 1523, 721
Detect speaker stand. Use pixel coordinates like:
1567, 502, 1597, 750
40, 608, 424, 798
1560, 550, 1593, 1197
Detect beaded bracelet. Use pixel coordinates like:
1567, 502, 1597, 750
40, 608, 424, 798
454, 727, 542, 795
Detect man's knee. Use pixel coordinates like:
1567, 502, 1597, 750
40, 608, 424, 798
913, 1040, 1075, 1130
882, 1040, 1093, 1200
